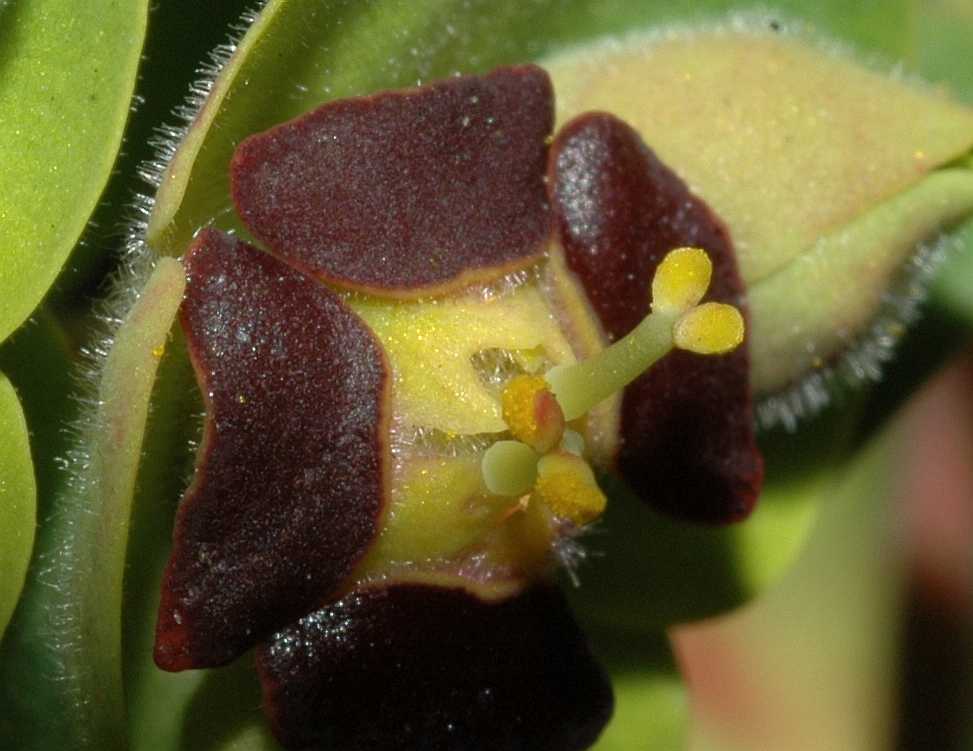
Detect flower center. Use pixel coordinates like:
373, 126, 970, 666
351, 246, 744, 594
481, 246, 744, 538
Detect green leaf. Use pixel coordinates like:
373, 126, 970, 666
847, 0, 973, 441
749, 168, 973, 394
0, 371, 35, 641
46, 0, 255, 301
77, 258, 185, 748
0, 308, 77, 504
0, 309, 83, 748
0, 0, 149, 343
912, 0, 973, 103
72, 258, 185, 749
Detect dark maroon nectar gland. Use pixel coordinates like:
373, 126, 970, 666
549, 113, 763, 523
257, 584, 613, 751
154, 229, 390, 671
231, 65, 554, 297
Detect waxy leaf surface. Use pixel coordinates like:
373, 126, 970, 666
0, 0, 148, 342
157, 230, 389, 670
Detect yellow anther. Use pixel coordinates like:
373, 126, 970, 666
651, 246, 712, 315
501, 374, 565, 454
151, 343, 166, 360
534, 451, 607, 527
673, 302, 745, 355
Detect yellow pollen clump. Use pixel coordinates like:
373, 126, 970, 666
673, 301, 745, 355
651, 246, 712, 315
501, 374, 565, 453
534, 451, 606, 527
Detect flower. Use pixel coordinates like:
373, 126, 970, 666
2, 6, 973, 750
152, 65, 761, 749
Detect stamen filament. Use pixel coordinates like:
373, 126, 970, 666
545, 310, 676, 421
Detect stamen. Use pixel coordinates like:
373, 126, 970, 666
545, 246, 744, 420
501, 374, 565, 453
481, 440, 538, 496
534, 452, 607, 527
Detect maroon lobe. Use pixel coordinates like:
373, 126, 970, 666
231, 65, 554, 297
549, 114, 763, 523
154, 229, 389, 671
257, 583, 613, 751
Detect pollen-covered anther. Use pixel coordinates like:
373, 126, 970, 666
534, 452, 607, 527
545, 246, 745, 421
651, 246, 712, 316
673, 302, 745, 355
501, 374, 565, 454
